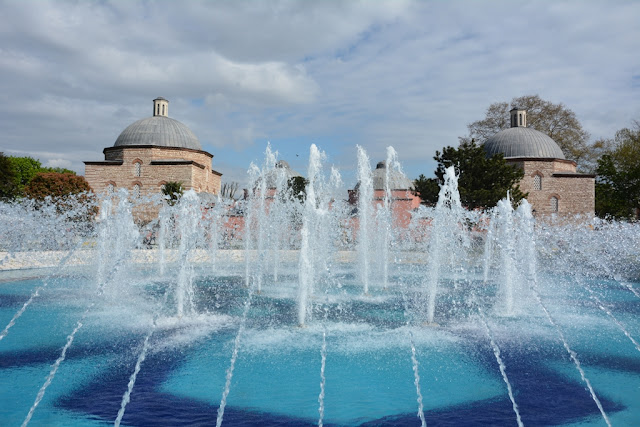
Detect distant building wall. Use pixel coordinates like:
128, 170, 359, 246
508, 158, 595, 216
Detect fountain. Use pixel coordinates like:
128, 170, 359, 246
0, 145, 639, 426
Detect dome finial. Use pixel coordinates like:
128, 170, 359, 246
510, 107, 526, 128
153, 97, 169, 117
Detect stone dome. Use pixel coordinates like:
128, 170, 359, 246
358, 161, 414, 191
483, 108, 565, 159
263, 160, 303, 188
114, 116, 202, 150
373, 161, 414, 190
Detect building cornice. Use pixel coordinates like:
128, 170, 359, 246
103, 145, 214, 158
150, 160, 206, 169
551, 173, 596, 178
506, 157, 577, 167
84, 161, 123, 166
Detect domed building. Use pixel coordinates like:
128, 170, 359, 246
484, 108, 594, 216
240, 159, 304, 203
84, 97, 222, 197
348, 160, 421, 227
263, 160, 304, 190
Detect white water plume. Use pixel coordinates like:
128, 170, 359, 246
483, 197, 537, 317
269, 161, 290, 281
378, 147, 403, 289
175, 190, 203, 317
424, 166, 470, 323
298, 144, 326, 326
495, 197, 518, 315
408, 329, 427, 427
318, 328, 327, 427
356, 146, 374, 294
206, 195, 225, 275
243, 145, 277, 292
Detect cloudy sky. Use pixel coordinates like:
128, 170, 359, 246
1, 0, 639, 187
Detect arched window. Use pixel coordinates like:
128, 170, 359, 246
134, 162, 141, 177
519, 114, 523, 126
162, 104, 165, 116
133, 184, 140, 199
533, 174, 542, 191
550, 196, 559, 213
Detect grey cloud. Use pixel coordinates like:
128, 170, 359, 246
0, 0, 639, 182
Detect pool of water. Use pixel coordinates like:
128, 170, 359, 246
1, 263, 639, 426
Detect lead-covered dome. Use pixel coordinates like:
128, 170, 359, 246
483, 108, 565, 159
262, 160, 303, 188
113, 97, 202, 150
372, 161, 414, 190
348, 161, 414, 192
484, 127, 565, 159
114, 116, 201, 150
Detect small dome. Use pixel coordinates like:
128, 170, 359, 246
276, 160, 292, 170
370, 161, 414, 190
484, 127, 565, 159
262, 160, 303, 188
114, 116, 202, 150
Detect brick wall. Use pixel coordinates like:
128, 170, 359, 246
509, 158, 594, 216
85, 145, 222, 196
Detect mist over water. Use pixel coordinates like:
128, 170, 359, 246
1, 145, 639, 426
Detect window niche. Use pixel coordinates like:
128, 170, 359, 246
533, 174, 542, 191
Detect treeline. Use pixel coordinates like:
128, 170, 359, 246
594, 121, 640, 219
0, 154, 91, 201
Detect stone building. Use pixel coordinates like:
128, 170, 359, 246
483, 108, 594, 216
84, 97, 222, 198
263, 160, 304, 198
348, 160, 421, 227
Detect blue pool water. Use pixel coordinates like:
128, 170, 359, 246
1, 266, 639, 426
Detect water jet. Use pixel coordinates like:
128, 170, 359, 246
0, 145, 638, 426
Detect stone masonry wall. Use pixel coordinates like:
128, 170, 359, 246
85, 146, 222, 196
510, 159, 594, 216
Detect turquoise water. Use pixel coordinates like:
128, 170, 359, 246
1, 270, 639, 426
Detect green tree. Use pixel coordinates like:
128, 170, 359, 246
25, 172, 92, 200
162, 181, 183, 206
0, 152, 18, 200
286, 176, 308, 203
24, 172, 97, 224
413, 174, 439, 207
4, 156, 75, 198
461, 95, 591, 167
418, 140, 527, 210
40, 166, 76, 175
595, 121, 640, 219
7, 156, 42, 194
